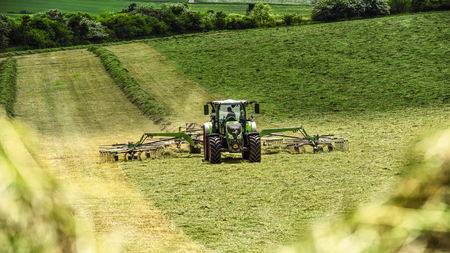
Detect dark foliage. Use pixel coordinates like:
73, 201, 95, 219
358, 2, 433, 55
0, 57, 18, 117
0, 4, 262, 51
312, 0, 390, 21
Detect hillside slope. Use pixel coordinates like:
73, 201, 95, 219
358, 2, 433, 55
106, 43, 218, 130
13, 49, 207, 252
149, 12, 450, 121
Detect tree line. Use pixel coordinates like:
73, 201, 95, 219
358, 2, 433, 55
0, 3, 296, 51
0, 0, 448, 51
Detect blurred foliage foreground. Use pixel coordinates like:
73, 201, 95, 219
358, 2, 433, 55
287, 128, 450, 252
0, 114, 91, 252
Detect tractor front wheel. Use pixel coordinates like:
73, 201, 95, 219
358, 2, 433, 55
208, 136, 222, 164
249, 135, 261, 162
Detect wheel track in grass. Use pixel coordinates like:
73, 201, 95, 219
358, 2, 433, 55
13, 49, 207, 253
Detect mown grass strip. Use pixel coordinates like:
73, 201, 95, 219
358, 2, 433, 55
0, 57, 18, 117
87, 45, 170, 123
0, 45, 89, 58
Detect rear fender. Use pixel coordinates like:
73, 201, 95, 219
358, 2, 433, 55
246, 121, 257, 133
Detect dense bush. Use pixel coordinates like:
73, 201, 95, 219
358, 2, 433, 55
411, 0, 450, 11
0, 57, 17, 117
282, 13, 303, 25
312, 0, 390, 21
389, 0, 411, 13
0, 15, 11, 48
251, 2, 276, 27
0, 4, 263, 51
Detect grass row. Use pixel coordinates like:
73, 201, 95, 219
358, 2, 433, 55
87, 45, 170, 123
0, 57, 18, 117
0, 45, 89, 58
149, 11, 450, 122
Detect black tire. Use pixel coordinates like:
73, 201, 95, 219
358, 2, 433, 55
249, 135, 261, 162
208, 136, 222, 164
203, 127, 209, 161
189, 144, 201, 154
314, 146, 323, 153
327, 144, 333, 152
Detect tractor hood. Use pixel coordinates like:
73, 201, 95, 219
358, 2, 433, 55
226, 122, 242, 140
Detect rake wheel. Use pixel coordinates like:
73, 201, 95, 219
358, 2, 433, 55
208, 136, 222, 164
313, 146, 323, 153
249, 135, 261, 162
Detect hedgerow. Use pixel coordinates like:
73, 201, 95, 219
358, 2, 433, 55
312, 0, 390, 21
0, 4, 268, 51
0, 57, 17, 117
87, 45, 170, 123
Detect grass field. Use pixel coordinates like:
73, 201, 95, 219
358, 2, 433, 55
149, 12, 450, 122
0, 0, 150, 16
13, 49, 206, 252
0, 0, 312, 17
3, 9, 450, 253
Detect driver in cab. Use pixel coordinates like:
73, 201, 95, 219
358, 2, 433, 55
226, 107, 236, 121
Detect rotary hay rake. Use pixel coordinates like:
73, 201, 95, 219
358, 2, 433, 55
99, 122, 349, 162
261, 129, 350, 154
99, 123, 203, 162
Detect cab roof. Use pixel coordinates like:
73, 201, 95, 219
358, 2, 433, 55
212, 99, 255, 105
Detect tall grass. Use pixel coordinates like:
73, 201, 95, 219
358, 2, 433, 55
0, 57, 17, 117
87, 45, 170, 123
288, 128, 450, 253
0, 117, 90, 252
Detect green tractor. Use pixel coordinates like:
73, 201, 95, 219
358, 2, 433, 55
203, 99, 261, 164
99, 99, 349, 163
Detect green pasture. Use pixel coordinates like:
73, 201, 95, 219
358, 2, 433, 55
122, 107, 450, 252
113, 11, 450, 252
0, 0, 150, 16
1, 0, 312, 17
149, 12, 450, 122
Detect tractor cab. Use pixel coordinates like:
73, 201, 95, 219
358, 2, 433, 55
203, 99, 261, 163
218, 102, 245, 124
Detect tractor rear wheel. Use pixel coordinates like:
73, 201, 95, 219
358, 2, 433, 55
208, 136, 222, 164
249, 135, 261, 162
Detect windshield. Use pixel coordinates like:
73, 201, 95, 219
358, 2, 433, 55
218, 104, 245, 122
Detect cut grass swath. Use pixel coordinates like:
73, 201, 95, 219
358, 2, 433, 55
88, 45, 170, 124
0, 57, 17, 117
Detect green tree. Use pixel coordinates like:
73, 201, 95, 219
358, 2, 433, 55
251, 2, 275, 27
0, 15, 11, 49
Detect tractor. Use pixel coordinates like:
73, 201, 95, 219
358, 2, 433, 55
202, 99, 261, 164
99, 99, 349, 163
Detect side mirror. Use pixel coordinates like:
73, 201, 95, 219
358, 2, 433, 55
255, 103, 260, 114
204, 104, 209, 115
